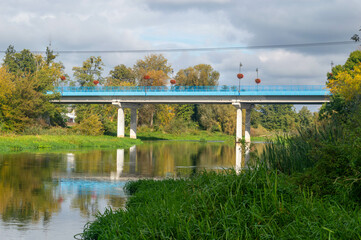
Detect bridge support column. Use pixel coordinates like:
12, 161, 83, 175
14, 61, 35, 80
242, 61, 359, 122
112, 102, 125, 138
130, 107, 138, 139
117, 107, 125, 138
244, 106, 252, 143
232, 102, 242, 143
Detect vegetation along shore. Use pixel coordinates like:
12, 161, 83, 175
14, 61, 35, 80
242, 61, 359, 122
79, 50, 361, 239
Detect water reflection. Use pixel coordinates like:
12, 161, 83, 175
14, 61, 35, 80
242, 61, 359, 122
0, 141, 264, 239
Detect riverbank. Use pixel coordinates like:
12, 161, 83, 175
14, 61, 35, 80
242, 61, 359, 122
0, 135, 141, 152
80, 168, 361, 239
136, 130, 265, 142
0, 131, 265, 153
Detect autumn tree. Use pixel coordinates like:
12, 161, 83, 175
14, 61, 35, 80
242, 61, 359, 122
133, 54, 172, 86
0, 67, 15, 131
174, 64, 221, 132
175, 64, 219, 86
321, 50, 361, 121
134, 55, 173, 127
0, 46, 66, 133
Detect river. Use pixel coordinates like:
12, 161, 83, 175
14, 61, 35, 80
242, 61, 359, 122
0, 141, 264, 239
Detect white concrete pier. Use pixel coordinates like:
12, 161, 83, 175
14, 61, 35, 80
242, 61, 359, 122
244, 105, 252, 143
233, 102, 243, 142
112, 103, 125, 138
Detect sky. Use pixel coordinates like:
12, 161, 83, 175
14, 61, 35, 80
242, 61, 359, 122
0, 0, 360, 87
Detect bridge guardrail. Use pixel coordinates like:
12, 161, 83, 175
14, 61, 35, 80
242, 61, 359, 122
48, 85, 329, 96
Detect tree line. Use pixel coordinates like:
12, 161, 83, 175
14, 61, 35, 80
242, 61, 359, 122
0, 45, 315, 135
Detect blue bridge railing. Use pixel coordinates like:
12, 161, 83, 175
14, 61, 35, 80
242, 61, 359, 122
50, 85, 329, 96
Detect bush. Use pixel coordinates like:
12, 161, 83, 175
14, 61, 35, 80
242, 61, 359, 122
73, 114, 104, 136
163, 118, 198, 135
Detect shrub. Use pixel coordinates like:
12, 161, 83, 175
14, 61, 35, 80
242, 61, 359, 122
73, 114, 104, 136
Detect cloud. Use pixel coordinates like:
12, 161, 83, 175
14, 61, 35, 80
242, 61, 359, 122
0, 0, 360, 87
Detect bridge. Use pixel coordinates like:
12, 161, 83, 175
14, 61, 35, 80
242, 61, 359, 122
49, 85, 330, 142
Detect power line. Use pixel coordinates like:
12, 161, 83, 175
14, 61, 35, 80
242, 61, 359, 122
0, 40, 357, 54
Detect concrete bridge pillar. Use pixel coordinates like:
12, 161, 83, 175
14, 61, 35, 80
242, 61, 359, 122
117, 107, 125, 138
112, 102, 125, 138
244, 105, 253, 143
233, 102, 254, 143
130, 107, 138, 139
232, 102, 242, 142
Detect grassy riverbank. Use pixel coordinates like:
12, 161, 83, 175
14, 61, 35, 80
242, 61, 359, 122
0, 135, 141, 152
136, 129, 265, 142
80, 167, 361, 239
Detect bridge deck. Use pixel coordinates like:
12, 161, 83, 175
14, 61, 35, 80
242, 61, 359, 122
49, 85, 330, 104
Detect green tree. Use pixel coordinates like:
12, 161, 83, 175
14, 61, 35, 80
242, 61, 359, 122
252, 105, 297, 131
107, 64, 135, 86
3, 46, 36, 74
73, 56, 104, 86
297, 106, 313, 127
45, 46, 57, 65
196, 105, 236, 134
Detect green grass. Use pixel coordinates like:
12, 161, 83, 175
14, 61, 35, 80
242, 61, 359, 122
0, 135, 141, 153
79, 168, 361, 240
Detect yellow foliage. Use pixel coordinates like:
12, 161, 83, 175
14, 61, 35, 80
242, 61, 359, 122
156, 105, 176, 128
327, 63, 361, 101
0, 67, 15, 123
0, 67, 15, 100
147, 70, 169, 86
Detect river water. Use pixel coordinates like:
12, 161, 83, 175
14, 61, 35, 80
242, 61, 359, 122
0, 141, 264, 239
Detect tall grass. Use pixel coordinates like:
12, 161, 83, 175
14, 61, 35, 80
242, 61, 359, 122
79, 168, 361, 239
261, 123, 346, 175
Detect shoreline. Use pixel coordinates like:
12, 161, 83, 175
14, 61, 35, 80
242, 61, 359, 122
0, 132, 267, 153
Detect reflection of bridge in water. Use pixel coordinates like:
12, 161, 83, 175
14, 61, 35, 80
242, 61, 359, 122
54, 143, 253, 180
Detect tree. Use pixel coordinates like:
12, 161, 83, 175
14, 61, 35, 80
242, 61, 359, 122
297, 106, 313, 127
175, 64, 219, 86
196, 105, 236, 134
350, 27, 360, 42
0, 67, 15, 131
321, 50, 361, 121
107, 64, 135, 86
0, 46, 66, 133
134, 55, 173, 127
73, 56, 104, 86
327, 63, 361, 101
3, 47, 37, 75
133, 54, 172, 86
45, 46, 57, 65
73, 113, 104, 135
252, 105, 297, 131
